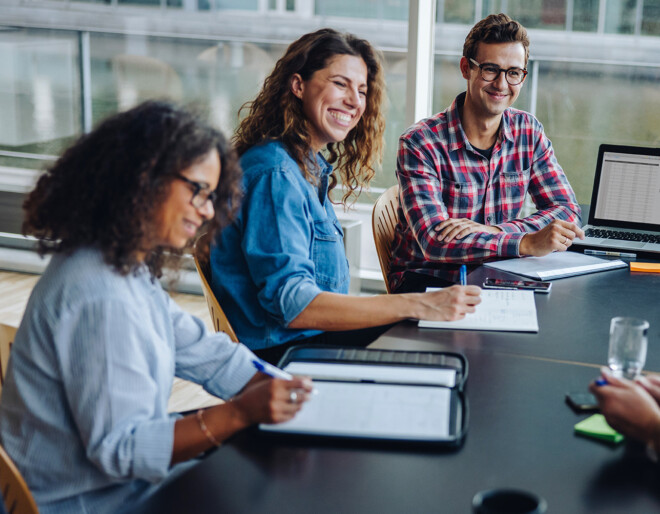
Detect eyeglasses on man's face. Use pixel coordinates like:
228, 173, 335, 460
469, 58, 528, 86
172, 173, 217, 209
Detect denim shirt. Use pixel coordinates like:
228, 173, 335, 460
210, 140, 350, 350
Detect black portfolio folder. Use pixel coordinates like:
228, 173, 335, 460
259, 345, 468, 447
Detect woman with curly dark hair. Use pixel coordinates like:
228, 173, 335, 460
210, 29, 481, 364
0, 101, 311, 513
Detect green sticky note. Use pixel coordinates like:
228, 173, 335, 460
574, 414, 624, 444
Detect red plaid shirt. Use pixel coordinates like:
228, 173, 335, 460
389, 93, 581, 291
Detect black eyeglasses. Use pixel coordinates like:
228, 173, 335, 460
469, 58, 528, 86
172, 174, 217, 209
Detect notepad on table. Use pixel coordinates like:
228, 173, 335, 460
483, 252, 627, 280
418, 288, 538, 333
574, 414, 624, 444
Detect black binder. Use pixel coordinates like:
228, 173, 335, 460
258, 345, 469, 447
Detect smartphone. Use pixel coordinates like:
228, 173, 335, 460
565, 392, 599, 412
483, 278, 552, 293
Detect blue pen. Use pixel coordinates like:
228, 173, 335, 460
595, 378, 608, 386
459, 264, 467, 286
252, 358, 293, 380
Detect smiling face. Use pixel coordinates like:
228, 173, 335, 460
291, 54, 368, 152
155, 148, 220, 250
460, 41, 526, 121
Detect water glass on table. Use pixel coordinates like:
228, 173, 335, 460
608, 316, 649, 379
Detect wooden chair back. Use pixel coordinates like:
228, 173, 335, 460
371, 185, 400, 293
192, 234, 238, 342
0, 323, 17, 399
0, 444, 39, 514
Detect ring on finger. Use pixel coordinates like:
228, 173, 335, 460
289, 390, 298, 404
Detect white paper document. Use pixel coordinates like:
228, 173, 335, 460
483, 252, 627, 280
284, 362, 456, 387
260, 381, 451, 440
418, 289, 538, 332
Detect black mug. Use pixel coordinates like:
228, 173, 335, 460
472, 488, 548, 514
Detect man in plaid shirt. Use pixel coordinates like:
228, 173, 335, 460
390, 13, 584, 293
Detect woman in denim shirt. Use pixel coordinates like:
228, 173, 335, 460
211, 29, 482, 364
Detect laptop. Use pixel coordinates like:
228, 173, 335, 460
572, 144, 660, 256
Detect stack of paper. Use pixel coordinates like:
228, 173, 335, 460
484, 252, 627, 280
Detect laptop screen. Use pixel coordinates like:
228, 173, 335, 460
588, 145, 660, 231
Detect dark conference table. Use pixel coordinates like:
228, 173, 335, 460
140, 261, 660, 513
383, 263, 660, 370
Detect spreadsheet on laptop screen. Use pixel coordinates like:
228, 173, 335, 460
594, 151, 660, 225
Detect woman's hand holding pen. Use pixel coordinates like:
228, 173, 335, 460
412, 285, 482, 321
231, 375, 313, 425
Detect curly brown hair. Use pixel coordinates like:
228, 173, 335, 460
463, 13, 530, 66
23, 100, 242, 277
233, 28, 386, 204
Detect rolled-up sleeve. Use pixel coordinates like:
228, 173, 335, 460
397, 136, 521, 263
241, 170, 321, 326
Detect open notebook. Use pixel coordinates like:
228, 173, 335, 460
418, 288, 539, 332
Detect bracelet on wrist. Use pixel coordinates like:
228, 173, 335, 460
196, 409, 221, 447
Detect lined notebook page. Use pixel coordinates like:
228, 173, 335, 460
418, 289, 538, 332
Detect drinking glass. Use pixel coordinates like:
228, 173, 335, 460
608, 317, 649, 379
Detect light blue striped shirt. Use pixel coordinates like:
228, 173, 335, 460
0, 248, 257, 513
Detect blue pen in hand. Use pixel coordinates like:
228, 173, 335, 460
252, 358, 318, 396
252, 358, 293, 380
595, 378, 608, 386
459, 264, 467, 286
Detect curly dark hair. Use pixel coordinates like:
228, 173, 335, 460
23, 100, 242, 277
233, 28, 386, 204
463, 13, 530, 66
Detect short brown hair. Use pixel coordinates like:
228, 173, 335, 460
463, 13, 530, 66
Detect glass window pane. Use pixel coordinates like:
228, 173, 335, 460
439, 0, 475, 24
117, 0, 161, 5
367, 51, 407, 191
535, 62, 660, 203
315, 0, 408, 21
573, 0, 599, 32
483, 0, 567, 30
642, 0, 660, 36
215, 0, 258, 8
604, 0, 637, 34
0, 27, 80, 158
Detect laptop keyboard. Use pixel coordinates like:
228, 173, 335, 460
585, 228, 660, 244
